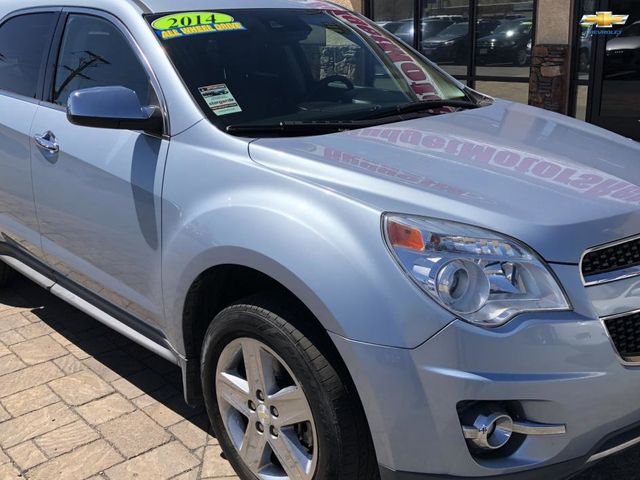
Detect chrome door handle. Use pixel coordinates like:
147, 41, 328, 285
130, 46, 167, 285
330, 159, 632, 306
34, 131, 59, 155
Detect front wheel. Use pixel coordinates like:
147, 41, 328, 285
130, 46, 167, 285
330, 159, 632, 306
200, 294, 379, 480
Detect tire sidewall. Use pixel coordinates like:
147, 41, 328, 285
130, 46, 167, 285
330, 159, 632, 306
201, 307, 343, 480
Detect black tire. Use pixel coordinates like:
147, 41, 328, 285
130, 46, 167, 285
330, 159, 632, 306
0, 261, 12, 288
200, 292, 379, 480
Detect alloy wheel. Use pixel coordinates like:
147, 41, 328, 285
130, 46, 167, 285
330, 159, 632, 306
215, 337, 318, 480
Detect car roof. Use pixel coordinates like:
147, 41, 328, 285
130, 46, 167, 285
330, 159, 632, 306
141, 0, 346, 12
0, 0, 346, 19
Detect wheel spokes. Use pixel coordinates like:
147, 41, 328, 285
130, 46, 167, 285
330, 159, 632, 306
242, 339, 275, 397
239, 418, 269, 471
269, 429, 314, 480
270, 386, 313, 428
218, 372, 251, 418
216, 338, 318, 480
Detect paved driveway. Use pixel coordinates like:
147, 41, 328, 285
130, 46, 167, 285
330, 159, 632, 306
0, 274, 637, 479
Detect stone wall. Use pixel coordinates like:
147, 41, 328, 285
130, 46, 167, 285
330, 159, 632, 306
528, 44, 570, 114
331, 0, 363, 12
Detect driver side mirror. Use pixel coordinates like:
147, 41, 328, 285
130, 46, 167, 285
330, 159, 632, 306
66, 86, 164, 135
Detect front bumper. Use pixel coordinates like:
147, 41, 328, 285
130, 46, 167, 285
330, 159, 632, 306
379, 456, 585, 479
331, 308, 640, 479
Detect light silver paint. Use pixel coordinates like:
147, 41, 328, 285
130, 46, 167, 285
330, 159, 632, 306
0, 1, 639, 479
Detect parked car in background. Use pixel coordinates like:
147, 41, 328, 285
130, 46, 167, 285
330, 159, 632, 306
422, 19, 499, 62
2, 1, 640, 480
476, 19, 533, 66
605, 20, 640, 75
393, 18, 456, 46
376, 17, 409, 34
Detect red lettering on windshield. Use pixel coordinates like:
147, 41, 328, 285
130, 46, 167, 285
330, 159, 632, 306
331, 10, 442, 101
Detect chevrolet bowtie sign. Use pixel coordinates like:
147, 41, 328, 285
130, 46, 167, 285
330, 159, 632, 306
580, 11, 629, 28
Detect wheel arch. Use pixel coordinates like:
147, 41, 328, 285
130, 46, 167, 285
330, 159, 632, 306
176, 250, 349, 407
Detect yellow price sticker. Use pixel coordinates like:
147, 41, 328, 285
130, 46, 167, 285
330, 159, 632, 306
152, 12, 235, 31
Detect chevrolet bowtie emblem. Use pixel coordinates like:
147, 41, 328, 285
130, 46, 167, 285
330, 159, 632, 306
581, 11, 629, 28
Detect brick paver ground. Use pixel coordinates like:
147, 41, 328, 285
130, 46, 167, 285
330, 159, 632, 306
0, 275, 239, 480
0, 274, 637, 479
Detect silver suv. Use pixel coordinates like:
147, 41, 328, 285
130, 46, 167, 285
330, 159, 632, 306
1, 1, 640, 479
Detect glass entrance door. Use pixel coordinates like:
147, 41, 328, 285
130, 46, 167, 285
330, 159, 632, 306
589, 0, 640, 140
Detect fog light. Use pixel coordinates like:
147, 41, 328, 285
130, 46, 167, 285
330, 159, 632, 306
464, 412, 513, 451
461, 404, 567, 455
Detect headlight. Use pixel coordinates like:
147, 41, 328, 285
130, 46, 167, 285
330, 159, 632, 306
383, 214, 570, 327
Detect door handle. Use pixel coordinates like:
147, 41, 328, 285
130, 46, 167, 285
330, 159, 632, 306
34, 131, 59, 155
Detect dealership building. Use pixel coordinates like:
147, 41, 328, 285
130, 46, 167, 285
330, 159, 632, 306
333, 0, 639, 141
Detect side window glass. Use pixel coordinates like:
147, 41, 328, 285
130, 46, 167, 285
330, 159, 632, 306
0, 13, 57, 98
53, 14, 151, 106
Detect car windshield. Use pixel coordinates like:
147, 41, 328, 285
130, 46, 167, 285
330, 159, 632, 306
493, 21, 520, 33
493, 20, 531, 35
146, 9, 469, 133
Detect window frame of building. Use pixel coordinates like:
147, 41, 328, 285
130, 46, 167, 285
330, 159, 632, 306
365, 0, 537, 90
568, 0, 596, 121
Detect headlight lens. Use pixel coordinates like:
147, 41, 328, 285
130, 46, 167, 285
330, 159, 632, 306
384, 214, 570, 327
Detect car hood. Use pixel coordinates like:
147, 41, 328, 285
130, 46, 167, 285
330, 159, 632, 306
424, 34, 464, 44
249, 100, 640, 263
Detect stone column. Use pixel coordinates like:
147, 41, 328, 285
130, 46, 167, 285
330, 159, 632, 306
332, 0, 364, 12
528, 0, 574, 114
529, 44, 571, 113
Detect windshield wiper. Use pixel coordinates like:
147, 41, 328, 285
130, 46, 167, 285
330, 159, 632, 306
226, 120, 376, 136
362, 99, 483, 120
226, 99, 485, 136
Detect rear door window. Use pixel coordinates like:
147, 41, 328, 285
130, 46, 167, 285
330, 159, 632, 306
0, 13, 58, 98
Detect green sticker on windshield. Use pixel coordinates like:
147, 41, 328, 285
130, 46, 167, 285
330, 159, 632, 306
152, 12, 246, 40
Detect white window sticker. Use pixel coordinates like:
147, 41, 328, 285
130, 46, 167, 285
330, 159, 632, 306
198, 84, 242, 116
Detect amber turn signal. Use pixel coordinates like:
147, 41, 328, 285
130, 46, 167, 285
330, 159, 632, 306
387, 220, 425, 251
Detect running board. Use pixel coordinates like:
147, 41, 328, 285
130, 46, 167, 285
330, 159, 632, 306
0, 254, 55, 289
0, 254, 180, 365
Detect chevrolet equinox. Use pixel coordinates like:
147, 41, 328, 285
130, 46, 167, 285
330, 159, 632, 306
1, 1, 640, 479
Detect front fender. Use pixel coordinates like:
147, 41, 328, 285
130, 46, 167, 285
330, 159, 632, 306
161, 122, 453, 355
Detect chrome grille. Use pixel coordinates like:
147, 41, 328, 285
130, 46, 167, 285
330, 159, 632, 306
605, 311, 640, 362
582, 237, 640, 280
